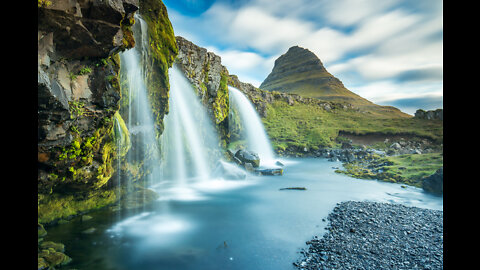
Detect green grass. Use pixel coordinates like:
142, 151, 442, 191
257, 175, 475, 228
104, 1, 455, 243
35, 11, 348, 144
382, 153, 443, 186
262, 100, 443, 152
336, 153, 443, 188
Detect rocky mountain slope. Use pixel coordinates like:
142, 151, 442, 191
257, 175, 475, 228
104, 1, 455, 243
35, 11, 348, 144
260, 46, 410, 118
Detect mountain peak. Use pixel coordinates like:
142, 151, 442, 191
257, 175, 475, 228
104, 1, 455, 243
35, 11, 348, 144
259, 46, 410, 117
260, 46, 347, 101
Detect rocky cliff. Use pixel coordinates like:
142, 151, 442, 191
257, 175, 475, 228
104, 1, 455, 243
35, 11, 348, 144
38, 0, 139, 223
260, 46, 410, 118
174, 36, 229, 147
38, 0, 177, 268
414, 109, 443, 120
38, 0, 177, 224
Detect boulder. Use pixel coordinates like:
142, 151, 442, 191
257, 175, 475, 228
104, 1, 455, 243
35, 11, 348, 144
255, 168, 283, 176
234, 149, 260, 168
422, 167, 443, 195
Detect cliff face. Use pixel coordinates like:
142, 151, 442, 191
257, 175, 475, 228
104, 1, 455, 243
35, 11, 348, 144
174, 36, 229, 147
138, 0, 178, 138
38, 0, 138, 198
37, 0, 177, 224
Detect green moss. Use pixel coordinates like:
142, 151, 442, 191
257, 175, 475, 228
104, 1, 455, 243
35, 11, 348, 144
212, 72, 229, 124
139, 0, 178, 139
336, 153, 443, 188
113, 111, 131, 158
38, 189, 117, 224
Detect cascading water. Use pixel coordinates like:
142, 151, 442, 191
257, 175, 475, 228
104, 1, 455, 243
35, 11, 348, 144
228, 86, 276, 166
160, 65, 222, 188
119, 14, 163, 201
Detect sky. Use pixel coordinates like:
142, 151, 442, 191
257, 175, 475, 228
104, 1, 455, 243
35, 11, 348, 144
163, 0, 443, 115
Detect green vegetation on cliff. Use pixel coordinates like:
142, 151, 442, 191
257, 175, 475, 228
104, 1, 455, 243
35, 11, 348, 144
139, 0, 178, 138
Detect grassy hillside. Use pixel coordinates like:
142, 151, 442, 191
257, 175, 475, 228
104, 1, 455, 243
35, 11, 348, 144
262, 99, 443, 153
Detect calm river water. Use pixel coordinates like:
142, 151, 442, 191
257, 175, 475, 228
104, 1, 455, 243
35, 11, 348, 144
44, 158, 442, 270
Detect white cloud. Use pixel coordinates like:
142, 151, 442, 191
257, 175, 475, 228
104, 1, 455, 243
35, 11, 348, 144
205, 46, 276, 87
164, 0, 443, 105
322, 0, 399, 27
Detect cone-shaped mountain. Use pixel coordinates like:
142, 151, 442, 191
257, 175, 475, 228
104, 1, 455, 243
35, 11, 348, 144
260, 46, 372, 105
260, 46, 409, 117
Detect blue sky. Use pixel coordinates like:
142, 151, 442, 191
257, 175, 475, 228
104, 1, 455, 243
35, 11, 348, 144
163, 0, 443, 115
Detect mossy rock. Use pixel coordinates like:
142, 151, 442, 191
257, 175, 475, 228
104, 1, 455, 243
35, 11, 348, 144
38, 223, 47, 238
38, 257, 49, 270
38, 188, 117, 224
40, 241, 65, 253
120, 187, 159, 210
40, 249, 72, 267
138, 0, 178, 139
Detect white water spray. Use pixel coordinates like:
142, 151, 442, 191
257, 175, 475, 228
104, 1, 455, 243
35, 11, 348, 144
119, 14, 162, 191
160, 65, 222, 186
228, 86, 276, 166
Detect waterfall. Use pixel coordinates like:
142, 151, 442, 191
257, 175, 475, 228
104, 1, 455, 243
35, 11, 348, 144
228, 86, 276, 166
160, 65, 222, 186
119, 14, 163, 192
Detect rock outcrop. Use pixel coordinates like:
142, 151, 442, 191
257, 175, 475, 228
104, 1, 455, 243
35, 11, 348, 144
137, 0, 178, 138
38, 0, 139, 201
37, 0, 177, 224
414, 109, 443, 120
422, 167, 443, 194
174, 36, 229, 147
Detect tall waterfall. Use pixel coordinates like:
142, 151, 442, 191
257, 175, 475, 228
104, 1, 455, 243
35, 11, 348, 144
119, 14, 162, 190
229, 86, 276, 166
160, 65, 222, 186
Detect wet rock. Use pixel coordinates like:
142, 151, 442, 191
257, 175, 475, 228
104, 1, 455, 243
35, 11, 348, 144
40, 241, 65, 253
234, 149, 260, 168
81, 214, 93, 221
38, 223, 47, 238
279, 187, 306, 190
275, 160, 285, 167
82, 227, 96, 234
422, 167, 443, 195
255, 168, 283, 176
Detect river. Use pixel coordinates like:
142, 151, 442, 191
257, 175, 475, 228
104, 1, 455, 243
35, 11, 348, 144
44, 157, 442, 270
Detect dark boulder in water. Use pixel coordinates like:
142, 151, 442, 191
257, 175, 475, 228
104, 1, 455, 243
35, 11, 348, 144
422, 167, 443, 195
234, 149, 260, 168
255, 168, 283, 176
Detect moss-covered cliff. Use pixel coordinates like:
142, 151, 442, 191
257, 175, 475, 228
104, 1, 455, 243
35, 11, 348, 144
138, 0, 178, 139
38, 0, 140, 224
174, 36, 230, 148
38, 0, 177, 223
38, 0, 178, 268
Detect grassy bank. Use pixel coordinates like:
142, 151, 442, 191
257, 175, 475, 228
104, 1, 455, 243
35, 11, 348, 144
335, 153, 443, 187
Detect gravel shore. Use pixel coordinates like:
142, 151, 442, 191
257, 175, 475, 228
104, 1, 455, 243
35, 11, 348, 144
294, 201, 443, 270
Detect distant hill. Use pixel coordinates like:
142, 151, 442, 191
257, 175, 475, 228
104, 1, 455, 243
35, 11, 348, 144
260, 46, 410, 118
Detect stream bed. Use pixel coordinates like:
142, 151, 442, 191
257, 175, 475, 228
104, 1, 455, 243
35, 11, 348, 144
44, 158, 442, 270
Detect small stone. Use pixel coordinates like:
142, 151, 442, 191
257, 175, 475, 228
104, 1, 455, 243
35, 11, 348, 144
82, 227, 96, 234
82, 215, 93, 221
